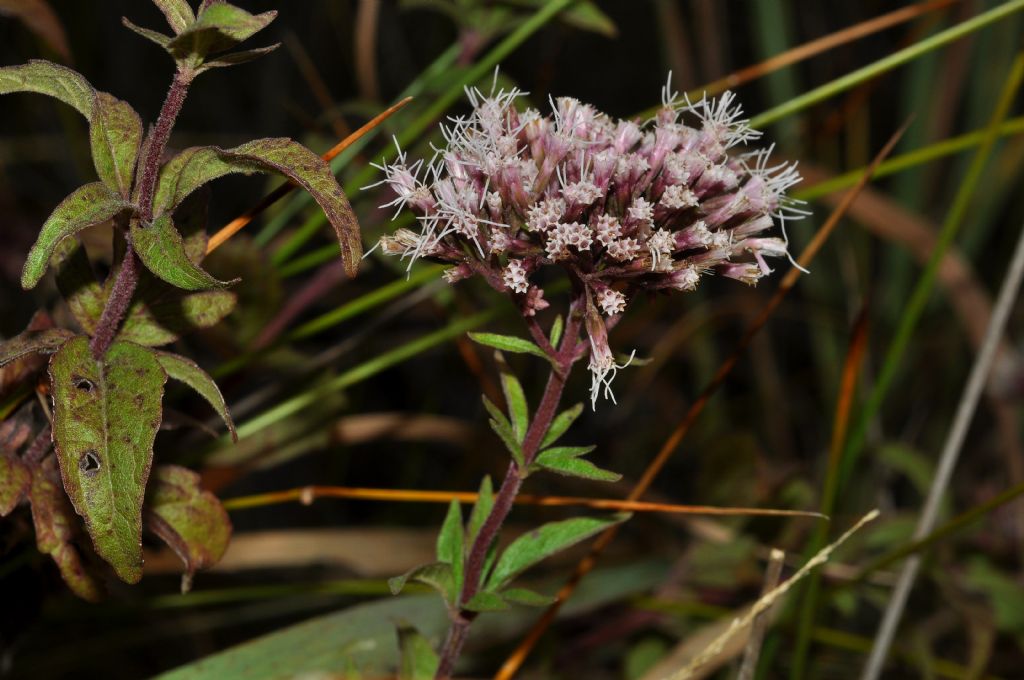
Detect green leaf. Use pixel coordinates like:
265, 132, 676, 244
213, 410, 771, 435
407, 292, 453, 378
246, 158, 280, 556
0, 59, 95, 120
21, 182, 128, 289
155, 352, 236, 441
464, 591, 509, 612
436, 499, 464, 604
0, 327, 73, 367
388, 562, 454, 599
153, 139, 361, 276
560, 1, 617, 37
540, 402, 583, 449
145, 464, 232, 582
153, 0, 196, 34
90, 92, 143, 197
482, 395, 523, 467
29, 459, 103, 601
486, 514, 629, 590
122, 17, 172, 48
467, 475, 493, 545
0, 452, 31, 516
501, 587, 556, 607
534, 446, 621, 482
52, 239, 105, 331
495, 353, 528, 441
132, 214, 236, 291
49, 337, 167, 583
468, 332, 548, 360
166, 4, 277, 62
396, 624, 439, 680
196, 44, 280, 72
548, 314, 564, 348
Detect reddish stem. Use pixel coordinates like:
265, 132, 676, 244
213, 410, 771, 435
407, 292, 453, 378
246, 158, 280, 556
89, 68, 194, 359
434, 298, 584, 679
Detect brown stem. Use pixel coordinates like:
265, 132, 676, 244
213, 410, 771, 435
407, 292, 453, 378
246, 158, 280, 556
89, 68, 194, 359
434, 299, 584, 679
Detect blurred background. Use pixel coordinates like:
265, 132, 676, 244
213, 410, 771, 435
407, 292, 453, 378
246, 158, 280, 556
1, 1, 1024, 678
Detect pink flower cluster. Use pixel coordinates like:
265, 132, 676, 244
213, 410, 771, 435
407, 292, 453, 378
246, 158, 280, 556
370, 78, 803, 406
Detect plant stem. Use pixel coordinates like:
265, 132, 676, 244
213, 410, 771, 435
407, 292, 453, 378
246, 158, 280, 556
434, 301, 583, 679
89, 68, 194, 359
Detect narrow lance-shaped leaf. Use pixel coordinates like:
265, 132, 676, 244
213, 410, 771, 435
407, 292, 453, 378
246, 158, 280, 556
482, 395, 523, 467
388, 561, 454, 599
0, 327, 73, 367
463, 591, 509, 612
21, 182, 128, 289
29, 459, 103, 601
540, 402, 583, 449
121, 17, 172, 48
469, 332, 549, 360
397, 624, 440, 680
501, 587, 556, 607
486, 514, 630, 590
436, 500, 464, 605
0, 60, 95, 120
197, 44, 280, 72
534, 446, 621, 482
155, 351, 236, 441
467, 475, 493, 545
90, 92, 143, 197
49, 337, 167, 583
132, 214, 236, 291
495, 352, 528, 442
153, 138, 362, 276
144, 464, 232, 584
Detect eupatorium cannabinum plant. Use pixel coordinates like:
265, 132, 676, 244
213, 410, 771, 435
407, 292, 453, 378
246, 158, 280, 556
0, 0, 360, 598
372, 77, 803, 677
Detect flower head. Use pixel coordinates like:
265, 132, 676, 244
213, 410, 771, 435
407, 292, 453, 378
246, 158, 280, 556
371, 76, 803, 406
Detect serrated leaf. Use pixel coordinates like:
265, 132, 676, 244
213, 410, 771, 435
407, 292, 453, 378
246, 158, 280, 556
49, 337, 167, 583
540, 402, 583, 449
196, 44, 280, 72
153, 139, 361, 276
90, 92, 143, 197
166, 4, 276, 61
21, 182, 128, 289
0, 59, 95, 120
121, 17, 172, 48
464, 591, 508, 612
132, 214, 235, 291
495, 353, 528, 442
0, 327, 73, 367
486, 514, 629, 590
29, 459, 103, 601
534, 448, 621, 482
388, 561, 453, 599
501, 587, 556, 607
396, 624, 439, 680
549, 314, 564, 348
155, 351, 236, 441
0, 452, 31, 516
468, 332, 548, 360
483, 395, 523, 467
153, 0, 195, 34
436, 500, 464, 604
144, 464, 232, 581
467, 475, 493, 545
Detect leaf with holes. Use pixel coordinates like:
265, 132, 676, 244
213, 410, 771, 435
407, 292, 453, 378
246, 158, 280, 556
29, 458, 103, 601
89, 92, 143, 198
0, 327, 73, 367
49, 337, 166, 583
21, 182, 129, 289
144, 464, 231, 582
132, 214, 236, 291
0, 452, 30, 516
486, 514, 629, 590
153, 138, 361, 275
534, 446, 621, 482
0, 59, 95, 120
155, 351, 236, 440
396, 624, 439, 680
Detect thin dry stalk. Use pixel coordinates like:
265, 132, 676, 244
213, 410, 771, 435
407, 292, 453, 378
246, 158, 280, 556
737, 548, 786, 680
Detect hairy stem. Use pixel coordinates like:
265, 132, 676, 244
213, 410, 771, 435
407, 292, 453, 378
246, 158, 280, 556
435, 300, 584, 679
89, 68, 194, 359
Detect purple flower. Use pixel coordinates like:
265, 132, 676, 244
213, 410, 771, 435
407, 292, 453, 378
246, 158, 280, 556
369, 76, 804, 406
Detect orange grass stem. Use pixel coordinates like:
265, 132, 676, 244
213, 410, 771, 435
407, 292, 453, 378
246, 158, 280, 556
220, 485, 826, 519
493, 121, 912, 680
205, 96, 414, 254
